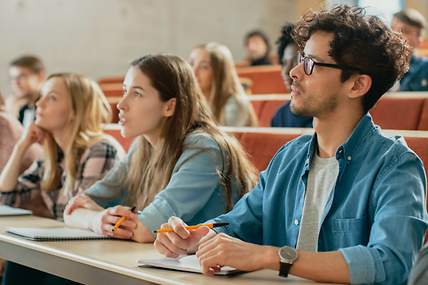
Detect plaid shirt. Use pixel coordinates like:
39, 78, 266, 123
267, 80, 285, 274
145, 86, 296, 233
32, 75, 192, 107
0, 136, 124, 220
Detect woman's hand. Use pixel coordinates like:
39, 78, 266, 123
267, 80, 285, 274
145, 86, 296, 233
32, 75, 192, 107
18, 123, 46, 150
64, 194, 103, 215
100, 205, 138, 240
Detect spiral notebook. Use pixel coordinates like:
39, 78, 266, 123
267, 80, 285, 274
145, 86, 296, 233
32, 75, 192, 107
138, 255, 240, 276
6, 227, 111, 241
0, 205, 32, 216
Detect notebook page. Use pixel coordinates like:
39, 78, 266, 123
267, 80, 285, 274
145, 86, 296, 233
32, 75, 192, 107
138, 255, 239, 275
0, 205, 32, 216
6, 227, 109, 241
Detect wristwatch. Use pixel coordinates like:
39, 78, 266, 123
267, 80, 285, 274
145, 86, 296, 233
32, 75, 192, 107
278, 246, 298, 277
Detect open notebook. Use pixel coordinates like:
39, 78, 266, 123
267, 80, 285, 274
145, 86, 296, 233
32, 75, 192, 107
0, 205, 32, 216
138, 255, 240, 276
6, 227, 111, 241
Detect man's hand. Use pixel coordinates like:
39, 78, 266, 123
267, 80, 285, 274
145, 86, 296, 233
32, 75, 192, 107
154, 216, 214, 258
196, 233, 279, 275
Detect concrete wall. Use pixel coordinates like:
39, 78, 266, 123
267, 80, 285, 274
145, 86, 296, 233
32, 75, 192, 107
0, 0, 296, 96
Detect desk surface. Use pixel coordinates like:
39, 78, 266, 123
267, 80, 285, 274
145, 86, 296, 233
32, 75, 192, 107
0, 215, 332, 285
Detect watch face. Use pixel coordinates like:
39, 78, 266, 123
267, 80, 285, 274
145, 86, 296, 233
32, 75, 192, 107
279, 246, 297, 262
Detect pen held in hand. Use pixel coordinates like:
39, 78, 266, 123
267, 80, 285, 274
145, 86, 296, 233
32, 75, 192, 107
153, 222, 229, 234
111, 206, 137, 232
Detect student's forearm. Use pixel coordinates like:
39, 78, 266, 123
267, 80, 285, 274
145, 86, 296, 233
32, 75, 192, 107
133, 221, 155, 243
0, 144, 28, 192
64, 208, 103, 233
263, 248, 350, 283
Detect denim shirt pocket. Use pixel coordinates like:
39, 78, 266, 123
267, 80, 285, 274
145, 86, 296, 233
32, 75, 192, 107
329, 216, 369, 246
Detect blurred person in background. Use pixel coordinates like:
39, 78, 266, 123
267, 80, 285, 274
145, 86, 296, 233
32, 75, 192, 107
391, 9, 428, 91
7, 55, 46, 127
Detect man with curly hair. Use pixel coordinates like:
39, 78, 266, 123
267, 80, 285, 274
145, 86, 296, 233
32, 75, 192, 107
154, 6, 427, 284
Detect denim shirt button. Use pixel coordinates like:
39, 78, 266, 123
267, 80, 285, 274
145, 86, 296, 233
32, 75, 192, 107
294, 219, 299, 226
347, 156, 352, 161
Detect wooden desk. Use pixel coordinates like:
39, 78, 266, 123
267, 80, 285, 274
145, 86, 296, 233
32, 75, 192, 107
0, 216, 328, 285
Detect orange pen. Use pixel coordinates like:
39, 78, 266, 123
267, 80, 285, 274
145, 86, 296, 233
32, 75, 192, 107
112, 206, 137, 232
153, 222, 229, 234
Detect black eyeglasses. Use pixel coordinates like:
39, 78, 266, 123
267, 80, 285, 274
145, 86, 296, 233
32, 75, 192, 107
298, 53, 360, 76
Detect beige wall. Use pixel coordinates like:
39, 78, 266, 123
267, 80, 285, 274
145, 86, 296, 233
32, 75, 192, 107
294, 0, 325, 21
0, 0, 296, 96
406, 0, 428, 38
3, 0, 422, 98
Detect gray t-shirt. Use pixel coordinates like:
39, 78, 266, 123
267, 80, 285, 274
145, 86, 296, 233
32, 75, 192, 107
408, 245, 428, 285
297, 153, 339, 252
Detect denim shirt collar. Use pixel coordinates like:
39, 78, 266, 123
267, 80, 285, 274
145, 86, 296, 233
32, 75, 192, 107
304, 114, 376, 169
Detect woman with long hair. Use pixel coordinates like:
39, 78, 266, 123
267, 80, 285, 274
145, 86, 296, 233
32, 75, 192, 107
189, 42, 258, 127
0, 73, 125, 219
0, 73, 125, 285
65, 54, 258, 243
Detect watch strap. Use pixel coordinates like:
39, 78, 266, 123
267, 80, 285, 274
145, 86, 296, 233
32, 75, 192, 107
279, 261, 292, 277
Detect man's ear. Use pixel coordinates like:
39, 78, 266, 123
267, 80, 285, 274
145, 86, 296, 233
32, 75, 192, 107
348, 74, 372, 99
163, 98, 176, 117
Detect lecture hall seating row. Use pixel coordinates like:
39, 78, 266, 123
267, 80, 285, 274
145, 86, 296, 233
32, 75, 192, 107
104, 124, 428, 178
249, 92, 428, 129
105, 92, 428, 131
98, 65, 287, 95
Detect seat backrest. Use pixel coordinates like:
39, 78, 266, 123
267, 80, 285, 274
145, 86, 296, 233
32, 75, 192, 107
403, 136, 428, 179
237, 65, 287, 94
371, 97, 425, 130
238, 132, 299, 170
249, 95, 290, 127
98, 76, 124, 84
223, 127, 306, 171
228, 127, 428, 177
106, 97, 120, 123
103, 125, 133, 151
417, 99, 428, 130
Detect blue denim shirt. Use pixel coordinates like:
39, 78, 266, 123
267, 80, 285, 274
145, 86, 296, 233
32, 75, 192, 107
212, 114, 427, 284
400, 55, 428, 91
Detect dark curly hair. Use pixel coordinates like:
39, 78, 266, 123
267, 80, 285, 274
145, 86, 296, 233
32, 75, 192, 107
244, 30, 271, 58
293, 5, 411, 113
276, 23, 295, 62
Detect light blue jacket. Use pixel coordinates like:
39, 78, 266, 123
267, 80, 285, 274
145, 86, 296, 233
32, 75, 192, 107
85, 131, 240, 234
212, 114, 427, 284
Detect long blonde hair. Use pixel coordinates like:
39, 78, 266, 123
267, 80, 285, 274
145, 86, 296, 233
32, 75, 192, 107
41, 73, 111, 193
125, 55, 257, 210
0, 93, 4, 112
196, 43, 258, 126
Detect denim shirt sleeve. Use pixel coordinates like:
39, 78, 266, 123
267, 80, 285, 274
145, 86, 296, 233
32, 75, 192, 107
210, 145, 289, 244
138, 137, 225, 234
339, 152, 427, 284
211, 170, 266, 244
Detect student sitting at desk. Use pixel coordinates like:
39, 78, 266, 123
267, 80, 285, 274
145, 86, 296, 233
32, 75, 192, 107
64, 55, 257, 243
189, 42, 258, 127
0, 73, 124, 218
0, 92, 42, 173
0, 73, 125, 285
154, 6, 428, 284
